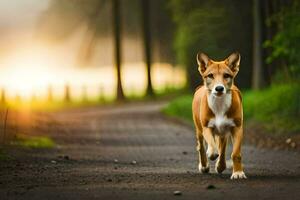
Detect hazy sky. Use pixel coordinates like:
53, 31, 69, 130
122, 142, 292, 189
0, 0, 51, 58
0, 0, 49, 30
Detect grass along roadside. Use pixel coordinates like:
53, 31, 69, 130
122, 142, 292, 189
243, 84, 300, 134
0, 135, 55, 162
162, 95, 193, 124
0, 88, 185, 113
163, 83, 300, 135
0, 148, 11, 160
10, 134, 55, 149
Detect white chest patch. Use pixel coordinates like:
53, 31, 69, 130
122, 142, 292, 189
207, 93, 235, 133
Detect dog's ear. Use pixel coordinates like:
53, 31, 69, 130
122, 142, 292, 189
197, 52, 211, 75
226, 52, 241, 75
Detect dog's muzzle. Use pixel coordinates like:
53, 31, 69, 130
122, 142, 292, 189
212, 84, 226, 96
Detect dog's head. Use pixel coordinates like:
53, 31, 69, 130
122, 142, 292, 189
196, 52, 241, 96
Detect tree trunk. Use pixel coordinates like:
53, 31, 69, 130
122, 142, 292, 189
141, 0, 154, 96
262, 0, 272, 84
252, 0, 264, 89
187, 62, 201, 91
112, 0, 125, 100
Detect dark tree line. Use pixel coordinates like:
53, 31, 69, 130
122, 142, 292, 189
168, 0, 253, 90
259, 0, 299, 83
112, 0, 154, 100
112, 0, 125, 100
169, 0, 299, 90
36, 0, 297, 99
38, 0, 164, 101
252, 0, 297, 89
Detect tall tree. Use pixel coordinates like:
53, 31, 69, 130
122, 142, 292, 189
112, 0, 125, 100
38, 0, 126, 100
252, 0, 264, 89
141, 0, 154, 96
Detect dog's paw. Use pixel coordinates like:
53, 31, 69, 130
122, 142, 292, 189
230, 171, 247, 180
198, 163, 209, 173
206, 147, 219, 161
208, 153, 219, 161
215, 159, 226, 174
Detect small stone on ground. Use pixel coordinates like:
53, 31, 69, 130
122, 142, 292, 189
173, 191, 182, 196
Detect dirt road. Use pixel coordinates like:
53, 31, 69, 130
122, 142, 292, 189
1, 101, 300, 199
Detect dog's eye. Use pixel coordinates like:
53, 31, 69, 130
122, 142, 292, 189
207, 74, 214, 79
224, 73, 231, 79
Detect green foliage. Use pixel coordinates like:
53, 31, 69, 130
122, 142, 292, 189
168, 0, 253, 89
162, 95, 193, 123
243, 83, 300, 133
167, 0, 233, 90
164, 83, 300, 134
264, 0, 300, 78
11, 134, 55, 149
168, 0, 231, 65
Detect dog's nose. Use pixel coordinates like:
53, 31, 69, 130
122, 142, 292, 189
215, 86, 224, 92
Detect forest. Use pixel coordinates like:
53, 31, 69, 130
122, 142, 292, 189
165, 0, 300, 136
0, 0, 299, 199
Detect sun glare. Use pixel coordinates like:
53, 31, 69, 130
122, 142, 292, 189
1, 48, 57, 100
0, 45, 186, 102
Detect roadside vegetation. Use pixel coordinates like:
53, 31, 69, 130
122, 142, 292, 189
0, 88, 183, 113
0, 148, 10, 161
163, 83, 300, 135
11, 134, 55, 149
165, 1, 300, 136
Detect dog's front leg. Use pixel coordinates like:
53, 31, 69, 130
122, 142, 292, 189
215, 135, 227, 174
196, 132, 209, 173
230, 127, 247, 179
202, 127, 218, 161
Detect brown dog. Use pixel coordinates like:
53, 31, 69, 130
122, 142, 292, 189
192, 52, 246, 179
